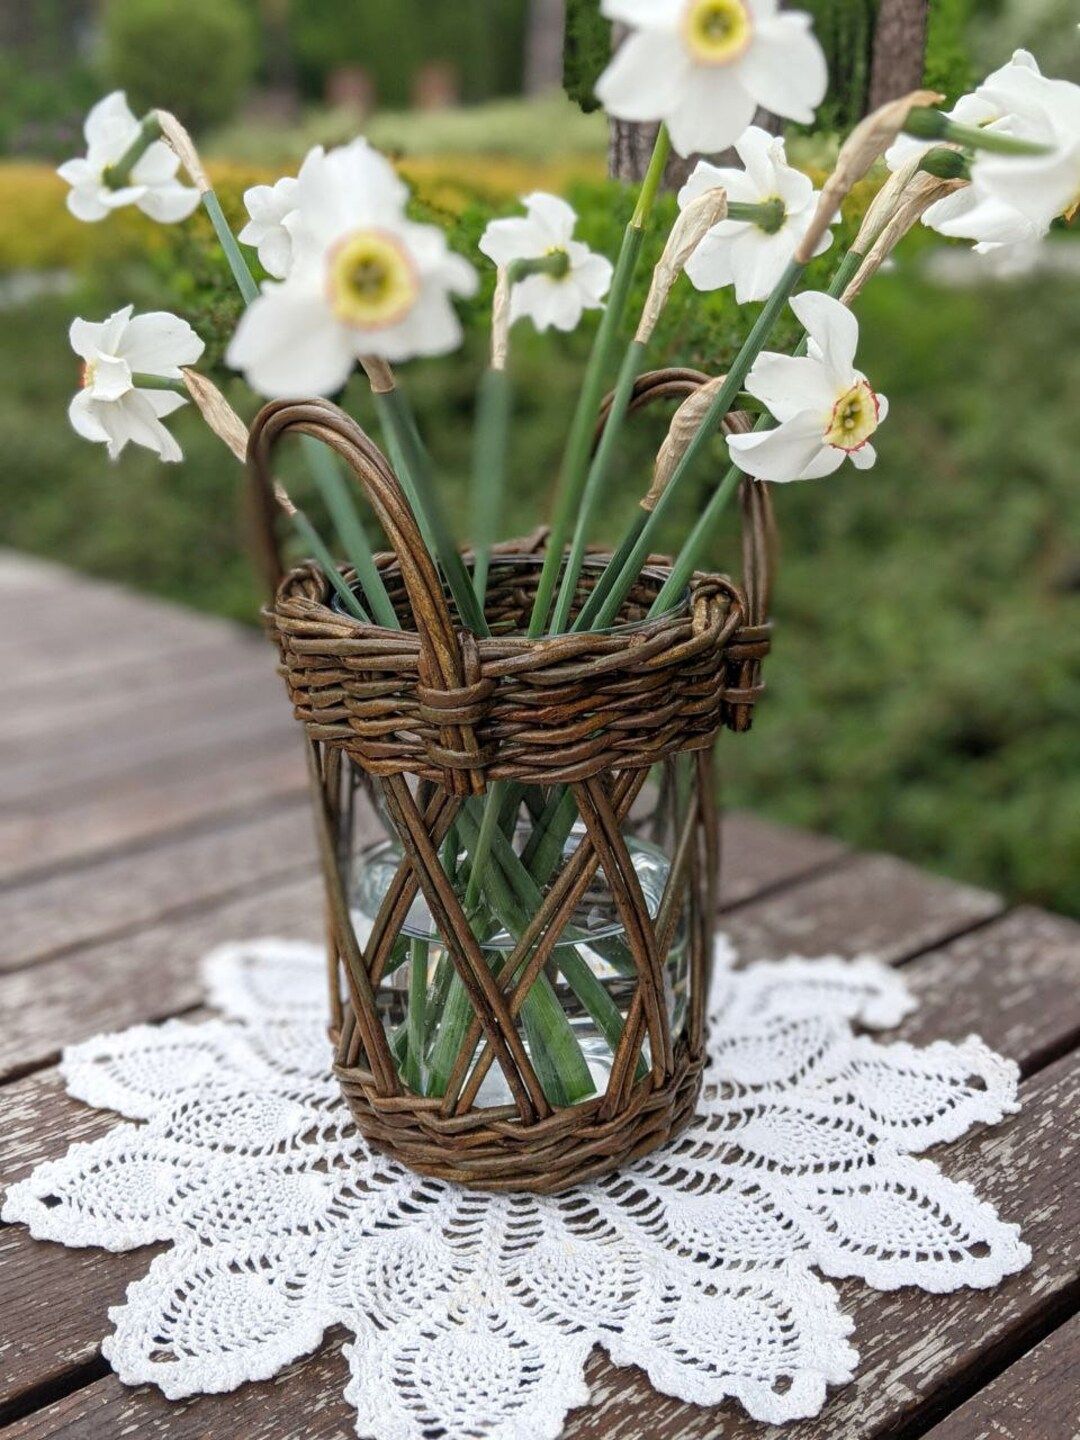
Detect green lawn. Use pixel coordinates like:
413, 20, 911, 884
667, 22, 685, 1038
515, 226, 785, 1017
3, 251, 1078, 917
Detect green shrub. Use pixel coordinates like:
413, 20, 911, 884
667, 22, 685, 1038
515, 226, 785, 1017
102, 0, 257, 131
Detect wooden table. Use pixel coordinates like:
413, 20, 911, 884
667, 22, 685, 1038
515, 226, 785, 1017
1, 551, 1077, 1440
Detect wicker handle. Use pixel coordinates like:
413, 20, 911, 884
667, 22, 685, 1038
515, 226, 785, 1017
596, 367, 777, 627
247, 397, 488, 793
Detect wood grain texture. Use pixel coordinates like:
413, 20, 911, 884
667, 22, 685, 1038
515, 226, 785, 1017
2, 900, 1075, 1429
920, 1312, 1080, 1440
5, 1055, 1073, 1440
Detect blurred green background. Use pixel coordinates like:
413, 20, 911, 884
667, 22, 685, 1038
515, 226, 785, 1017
1, 0, 1078, 915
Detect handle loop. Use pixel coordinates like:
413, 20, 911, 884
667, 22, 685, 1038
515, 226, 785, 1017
247, 396, 486, 793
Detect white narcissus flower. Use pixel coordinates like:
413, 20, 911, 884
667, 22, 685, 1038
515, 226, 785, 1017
227, 140, 477, 398
57, 92, 199, 224
678, 127, 833, 304
885, 51, 1045, 254
68, 306, 204, 463
478, 193, 614, 331
727, 292, 888, 483
596, 0, 827, 158
239, 173, 301, 278
971, 69, 1080, 240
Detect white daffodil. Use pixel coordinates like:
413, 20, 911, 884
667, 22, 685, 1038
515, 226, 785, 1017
884, 51, 1048, 254
68, 306, 204, 462
57, 91, 199, 224
239, 173, 301, 278
727, 291, 888, 483
478, 193, 614, 332
227, 140, 476, 398
971, 70, 1080, 239
596, 0, 827, 158
678, 127, 833, 303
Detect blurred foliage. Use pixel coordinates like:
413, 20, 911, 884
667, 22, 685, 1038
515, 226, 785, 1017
209, 93, 608, 167
972, 0, 1080, 84
562, 0, 612, 114
289, 0, 526, 108
102, 0, 258, 131
800, 0, 876, 131
924, 0, 976, 100
2, 141, 1077, 913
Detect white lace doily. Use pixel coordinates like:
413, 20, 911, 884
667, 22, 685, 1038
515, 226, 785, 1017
4, 937, 1030, 1437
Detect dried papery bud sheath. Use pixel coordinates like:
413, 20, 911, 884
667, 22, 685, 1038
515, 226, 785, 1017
359, 355, 396, 395
182, 368, 249, 463
852, 153, 923, 257
490, 269, 512, 372
636, 187, 728, 345
273, 480, 296, 516
154, 109, 210, 194
643, 375, 731, 512
795, 89, 943, 264
842, 174, 968, 304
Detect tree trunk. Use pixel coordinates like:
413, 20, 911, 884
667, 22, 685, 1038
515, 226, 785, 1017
524, 0, 566, 96
868, 0, 929, 111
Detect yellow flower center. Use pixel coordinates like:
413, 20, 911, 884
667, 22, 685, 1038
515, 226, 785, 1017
824, 380, 880, 452
325, 229, 420, 330
682, 0, 753, 64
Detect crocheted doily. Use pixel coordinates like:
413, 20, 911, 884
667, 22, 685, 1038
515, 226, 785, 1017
3, 936, 1029, 1437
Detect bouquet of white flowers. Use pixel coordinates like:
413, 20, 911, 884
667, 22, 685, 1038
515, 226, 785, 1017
57, 11, 1077, 1188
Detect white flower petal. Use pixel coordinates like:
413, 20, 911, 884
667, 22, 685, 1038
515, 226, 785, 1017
117, 312, 204, 374
511, 275, 587, 332
142, 388, 188, 418
601, 0, 678, 30
734, 126, 781, 195
130, 141, 182, 187
375, 287, 466, 362
744, 351, 834, 421
596, 30, 689, 125
684, 230, 736, 293
87, 354, 133, 402
113, 391, 184, 463
479, 215, 548, 267
728, 410, 829, 483
729, 226, 801, 304
227, 281, 357, 399
668, 67, 758, 158
84, 91, 138, 153
523, 192, 578, 247
570, 250, 614, 303
68, 389, 110, 445
849, 441, 877, 470
64, 184, 112, 223
738, 13, 828, 124
789, 291, 859, 386
875, 392, 889, 424
136, 182, 201, 224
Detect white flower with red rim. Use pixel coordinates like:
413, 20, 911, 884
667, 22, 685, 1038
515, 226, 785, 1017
68, 306, 204, 463
596, 0, 827, 159
678, 127, 834, 304
478, 193, 614, 332
727, 292, 888, 483
885, 51, 1047, 254
57, 92, 199, 224
227, 140, 477, 398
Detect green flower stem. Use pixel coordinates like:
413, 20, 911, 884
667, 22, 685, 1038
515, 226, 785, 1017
526, 125, 670, 640
372, 387, 489, 637
131, 373, 187, 393
402, 937, 428, 1092
647, 246, 867, 618
201, 189, 259, 305
286, 504, 369, 622
726, 198, 787, 233
301, 437, 400, 629
468, 367, 512, 605
904, 107, 1051, 156
582, 255, 807, 633
550, 337, 647, 634
102, 115, 162, 188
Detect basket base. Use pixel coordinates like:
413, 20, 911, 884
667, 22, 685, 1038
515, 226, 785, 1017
334, 1018, 704, 1194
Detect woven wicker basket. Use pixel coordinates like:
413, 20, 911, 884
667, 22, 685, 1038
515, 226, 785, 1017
247, 370, 773, 1193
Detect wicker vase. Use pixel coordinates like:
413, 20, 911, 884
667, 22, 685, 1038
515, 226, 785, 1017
247, 373, 773, 1193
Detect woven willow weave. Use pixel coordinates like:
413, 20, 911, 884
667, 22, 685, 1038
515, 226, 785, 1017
247, 371, 773, 1192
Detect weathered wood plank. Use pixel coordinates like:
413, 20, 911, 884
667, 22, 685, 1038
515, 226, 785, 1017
723, 851, 1002, 963
0, 802, 316, 972
0, 733, 306, 884
0, 873, 325, 1081
3, 907, 1075, 1428
5, 1054, 1073, 1440
919, 1312, 1080, 1440
718, 810, 845, 906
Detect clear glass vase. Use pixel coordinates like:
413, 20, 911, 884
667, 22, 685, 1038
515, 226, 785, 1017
348, 787, 691, 1110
